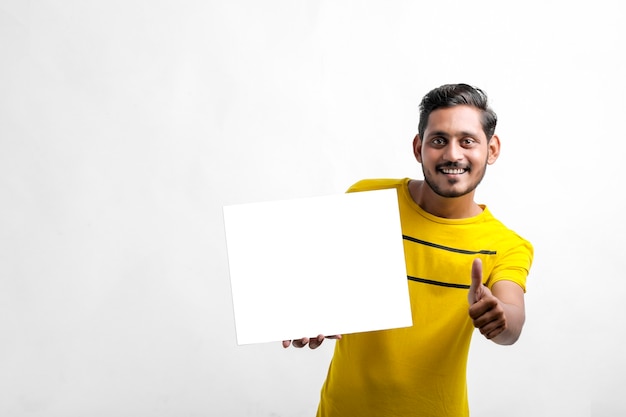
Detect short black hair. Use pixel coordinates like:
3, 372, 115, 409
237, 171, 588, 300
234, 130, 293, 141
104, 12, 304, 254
418, 83, 497, 140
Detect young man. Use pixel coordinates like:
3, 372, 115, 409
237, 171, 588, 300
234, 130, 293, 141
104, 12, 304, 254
283, 84, 533, 417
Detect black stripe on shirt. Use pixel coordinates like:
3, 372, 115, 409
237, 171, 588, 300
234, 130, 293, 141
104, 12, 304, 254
407, 275, 470, 289
402, 235, 497, 255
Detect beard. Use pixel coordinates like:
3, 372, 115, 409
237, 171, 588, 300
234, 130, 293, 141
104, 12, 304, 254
422, 161, 488, 198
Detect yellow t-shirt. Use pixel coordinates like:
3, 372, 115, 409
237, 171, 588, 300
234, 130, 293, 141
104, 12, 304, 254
317, 178, 533, 417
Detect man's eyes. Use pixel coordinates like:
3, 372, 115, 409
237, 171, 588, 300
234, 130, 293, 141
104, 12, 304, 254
430, 137, 476, 146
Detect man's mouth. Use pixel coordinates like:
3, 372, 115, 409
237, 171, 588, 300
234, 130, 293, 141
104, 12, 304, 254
439, 167, 468, 175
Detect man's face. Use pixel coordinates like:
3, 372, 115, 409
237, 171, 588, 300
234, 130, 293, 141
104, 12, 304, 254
414, 105, 500, 198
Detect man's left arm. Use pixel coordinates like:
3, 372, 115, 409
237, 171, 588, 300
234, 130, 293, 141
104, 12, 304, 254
468, 258, 526, 345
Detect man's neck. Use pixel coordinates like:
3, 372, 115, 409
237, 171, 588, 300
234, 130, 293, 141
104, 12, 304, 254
408, 180, 483, 219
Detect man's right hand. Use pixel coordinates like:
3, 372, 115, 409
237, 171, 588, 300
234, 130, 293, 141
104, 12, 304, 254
282, 334, 342, 349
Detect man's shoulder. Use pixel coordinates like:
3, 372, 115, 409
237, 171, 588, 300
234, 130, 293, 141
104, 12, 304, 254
482, 208, 534, 254
346, 178, 408, 193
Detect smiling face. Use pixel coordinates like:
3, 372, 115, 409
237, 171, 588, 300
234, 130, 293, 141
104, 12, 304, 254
414, 105, 500, 199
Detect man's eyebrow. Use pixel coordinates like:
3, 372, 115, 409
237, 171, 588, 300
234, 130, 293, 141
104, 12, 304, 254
426, 130, 450, 138
458, 130, 480, 138
427, 130, 480, 138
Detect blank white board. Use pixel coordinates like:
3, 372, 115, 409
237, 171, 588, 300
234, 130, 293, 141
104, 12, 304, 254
223, 188, 412, 345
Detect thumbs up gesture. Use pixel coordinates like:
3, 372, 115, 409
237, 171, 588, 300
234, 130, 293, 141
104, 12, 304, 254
468, 258, 507, 340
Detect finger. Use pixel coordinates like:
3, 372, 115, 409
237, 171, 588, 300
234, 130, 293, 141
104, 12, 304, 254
468, 258, 483, 305
482, 323, 506, 340
308, 334, 325, 349
468, 296, 497, 320
473, 313, 501, 332
292, 337, 309, 348
284, 335, 342, 349
473, 307, 506, 336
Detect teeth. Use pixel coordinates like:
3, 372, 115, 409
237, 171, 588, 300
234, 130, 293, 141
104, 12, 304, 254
442, 168, 465, 174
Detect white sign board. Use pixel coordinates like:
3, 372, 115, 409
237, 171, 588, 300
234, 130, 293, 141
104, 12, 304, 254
223, 188, 412, 345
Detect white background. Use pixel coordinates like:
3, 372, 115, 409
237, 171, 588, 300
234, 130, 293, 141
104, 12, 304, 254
1, 1, 624, 416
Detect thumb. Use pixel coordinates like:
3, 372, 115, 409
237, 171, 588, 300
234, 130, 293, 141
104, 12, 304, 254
468, 258, 484, 305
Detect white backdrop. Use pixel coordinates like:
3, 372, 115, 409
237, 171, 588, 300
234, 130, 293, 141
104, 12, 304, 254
1, 1, 624, 416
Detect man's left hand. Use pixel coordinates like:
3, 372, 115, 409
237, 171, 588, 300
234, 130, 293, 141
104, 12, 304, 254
468, 258, 507, 340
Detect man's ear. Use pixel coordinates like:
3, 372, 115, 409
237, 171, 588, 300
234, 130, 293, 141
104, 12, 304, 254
413, 134, 423, 163
487, 134, 501, 165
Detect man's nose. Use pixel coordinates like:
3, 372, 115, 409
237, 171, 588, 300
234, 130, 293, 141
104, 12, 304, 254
443, 142, 463, 161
